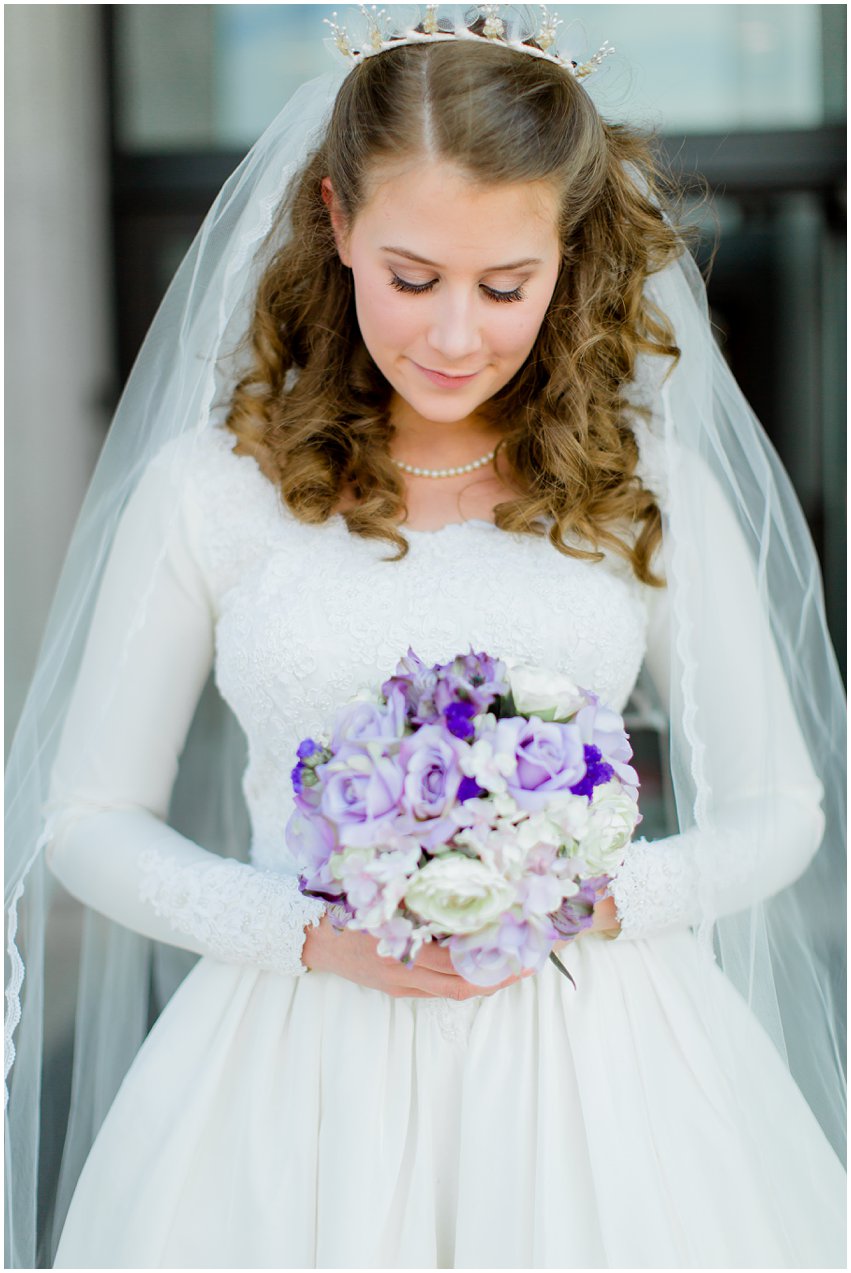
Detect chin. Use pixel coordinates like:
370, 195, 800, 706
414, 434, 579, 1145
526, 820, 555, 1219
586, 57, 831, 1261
389, 367, 505, 423
404, 393, 485, 424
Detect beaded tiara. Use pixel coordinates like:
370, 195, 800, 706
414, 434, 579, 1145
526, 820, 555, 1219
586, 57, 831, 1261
323, 4, 613, 80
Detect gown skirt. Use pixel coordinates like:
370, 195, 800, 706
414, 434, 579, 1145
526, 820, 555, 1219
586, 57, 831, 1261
53, 925, 846, 1269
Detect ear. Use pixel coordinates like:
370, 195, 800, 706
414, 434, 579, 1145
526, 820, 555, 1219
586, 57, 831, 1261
321, 177, 352, 267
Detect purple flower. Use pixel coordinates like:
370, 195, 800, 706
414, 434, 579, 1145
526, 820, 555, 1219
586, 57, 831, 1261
292, 763, 324, 813
457, 775, 485, 802
575, 697, 639, 798
292, 737, 333, 812
551, 875, 611, 939
399, 724, 467, 851
372, 916, 421, 963
444, 700, 477, 740
570, 744, 615, 799
330, 686, 406, 752
504, 717, 587, 811
434, 650, 509, 717
382, 649, 441, 724
517, 871, 567, 918
384, 647, 509, 729
285, 808, 340, 896
448, 650, 509, 699
317, 745, 405, 847
447, 912, 557, 986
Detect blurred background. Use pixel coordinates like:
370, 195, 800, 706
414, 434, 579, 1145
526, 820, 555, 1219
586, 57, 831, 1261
4, 5, 846, 1249
6, 3, 846, 756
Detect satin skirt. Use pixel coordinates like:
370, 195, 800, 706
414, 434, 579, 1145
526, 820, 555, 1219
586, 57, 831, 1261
54, 928, 846, 1269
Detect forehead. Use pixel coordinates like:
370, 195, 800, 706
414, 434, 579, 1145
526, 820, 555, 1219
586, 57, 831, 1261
354, 158, 561, 262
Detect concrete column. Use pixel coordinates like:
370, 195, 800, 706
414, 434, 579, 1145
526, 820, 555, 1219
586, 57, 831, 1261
5, 4, 112, 753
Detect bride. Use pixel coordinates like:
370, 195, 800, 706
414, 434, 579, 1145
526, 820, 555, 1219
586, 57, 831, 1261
5, 5, 845, 1268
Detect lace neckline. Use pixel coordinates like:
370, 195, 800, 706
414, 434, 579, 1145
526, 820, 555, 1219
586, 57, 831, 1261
332, 513, 499, 537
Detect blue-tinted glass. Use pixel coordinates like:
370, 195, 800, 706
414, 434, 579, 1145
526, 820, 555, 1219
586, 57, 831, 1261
115, 4, 834, 151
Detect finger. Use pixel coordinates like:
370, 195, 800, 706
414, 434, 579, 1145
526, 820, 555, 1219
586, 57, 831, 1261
412, 943, 464, 975
479, 968, 535, 994
397, 966, 483, 999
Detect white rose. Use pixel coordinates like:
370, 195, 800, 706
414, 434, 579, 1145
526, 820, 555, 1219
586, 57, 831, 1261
577, 782, 640, 873
403, 854, 515, 934
508, 663, 586, 721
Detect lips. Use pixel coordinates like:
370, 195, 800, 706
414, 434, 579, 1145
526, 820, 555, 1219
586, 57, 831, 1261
411, 360, 482, 388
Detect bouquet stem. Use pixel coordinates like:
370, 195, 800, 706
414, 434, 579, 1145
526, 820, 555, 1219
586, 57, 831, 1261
549, 950, 577, 988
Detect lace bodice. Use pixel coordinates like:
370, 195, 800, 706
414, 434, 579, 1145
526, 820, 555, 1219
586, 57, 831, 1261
189, 428, 648, 873
46, 424, 821, 982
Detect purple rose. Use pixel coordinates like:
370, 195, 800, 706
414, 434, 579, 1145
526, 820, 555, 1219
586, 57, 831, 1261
504, 717, 587, 811
551, 875, 611, 938
285, 809, 345, 905
330, 686, 406, 751
447, 912, 557, 986
317, 745, 405, 847
399, 724, 466, 850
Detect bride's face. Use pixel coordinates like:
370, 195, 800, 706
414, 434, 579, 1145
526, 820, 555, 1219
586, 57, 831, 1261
323, 160, 562, 426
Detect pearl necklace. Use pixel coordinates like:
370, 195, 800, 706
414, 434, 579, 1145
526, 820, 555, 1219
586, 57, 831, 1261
393, 449, 495, 479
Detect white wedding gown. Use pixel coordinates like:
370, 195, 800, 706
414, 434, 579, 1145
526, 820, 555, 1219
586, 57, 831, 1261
49, 426, 845, 1269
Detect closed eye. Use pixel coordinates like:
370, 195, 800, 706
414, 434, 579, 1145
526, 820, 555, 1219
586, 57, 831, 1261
388, 272, 525, 303
481, 283, 526, 303
388, 273, 434, 296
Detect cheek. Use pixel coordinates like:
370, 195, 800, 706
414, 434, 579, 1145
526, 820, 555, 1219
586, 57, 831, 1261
354, 275, 422, 353
489, 305, 549, 360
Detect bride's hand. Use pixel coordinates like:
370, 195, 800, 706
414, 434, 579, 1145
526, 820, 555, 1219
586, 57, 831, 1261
301, 912, 534, 999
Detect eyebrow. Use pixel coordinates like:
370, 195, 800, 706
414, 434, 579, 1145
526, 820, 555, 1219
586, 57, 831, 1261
381, 246, 543, 270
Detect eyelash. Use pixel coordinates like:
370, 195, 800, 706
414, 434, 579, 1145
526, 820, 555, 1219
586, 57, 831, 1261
388, 272, 526, 304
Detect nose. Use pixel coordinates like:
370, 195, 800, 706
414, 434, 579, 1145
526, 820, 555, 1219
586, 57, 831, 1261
426, 288, 484, 363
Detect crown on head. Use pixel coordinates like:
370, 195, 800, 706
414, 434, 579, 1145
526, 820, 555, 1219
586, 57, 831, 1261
323, 5, 613, 80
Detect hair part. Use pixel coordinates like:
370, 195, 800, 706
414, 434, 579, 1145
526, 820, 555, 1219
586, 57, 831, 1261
226, 40, 691, 585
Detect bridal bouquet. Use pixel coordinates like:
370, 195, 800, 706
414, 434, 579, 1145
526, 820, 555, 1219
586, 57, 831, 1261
285, 649, 640, 987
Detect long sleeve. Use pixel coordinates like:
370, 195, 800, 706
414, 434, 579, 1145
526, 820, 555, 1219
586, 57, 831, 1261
609, 462, 826, 941
44, 442, 325, 977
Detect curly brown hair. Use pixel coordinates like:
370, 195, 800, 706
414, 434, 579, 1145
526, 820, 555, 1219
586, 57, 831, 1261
226, 38, 689, 584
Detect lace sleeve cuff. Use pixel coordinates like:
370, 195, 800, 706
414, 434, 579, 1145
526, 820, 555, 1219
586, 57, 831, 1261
608, 822, 767, 941
138, 847, 326, 977
608, 836, 701, 939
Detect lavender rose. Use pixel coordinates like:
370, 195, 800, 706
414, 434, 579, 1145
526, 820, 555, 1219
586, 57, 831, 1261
330, 685, 406, 751
399, 723, 467, 850
447, 911, 557, 986
317, 745, 406, 847
285, 807, 337, 885
503, 717, 587, 811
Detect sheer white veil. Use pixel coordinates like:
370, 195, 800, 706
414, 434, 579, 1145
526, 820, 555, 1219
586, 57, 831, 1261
5, 10, 845, 1267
